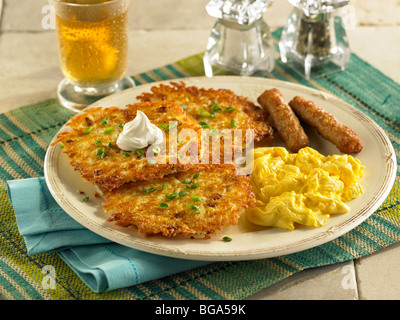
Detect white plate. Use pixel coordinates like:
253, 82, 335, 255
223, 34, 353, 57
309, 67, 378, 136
44, 76, 397, 261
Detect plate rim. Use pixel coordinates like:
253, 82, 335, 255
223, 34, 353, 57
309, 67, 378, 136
44, 75, 398, 261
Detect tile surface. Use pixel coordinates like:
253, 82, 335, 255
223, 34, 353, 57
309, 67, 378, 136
356, 243, 400, 300
246, 261, 358, 300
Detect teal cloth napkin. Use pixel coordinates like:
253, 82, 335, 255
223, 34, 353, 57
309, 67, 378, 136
7, 177, 211, 293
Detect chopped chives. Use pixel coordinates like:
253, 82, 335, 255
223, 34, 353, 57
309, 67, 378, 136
225, 107, 236, 112
188, 205, 200, 213
222, 236, 232, 242
148, 187, 158, 193
192, 173, 200, 179
159, 203, 169, 208
199, 109, 211, 117
165, 193, 178, 200
83, 127, 93, 134
190, 183, 199, 189
178, 191, 187, 197
123, 152, 131, 157
152, 146, 160, 154
95, 140, 102, 146
161, 121, 178, 133
211, 101, 222, 111
230, 119, 236, 128
199, 121, 210, 129
136, 149, 144, 156
101, 118, 110, 126
96, 147, 105, 156
82, 196, 89, 202
190, 195, 201, 202
104, 127, 114, 134
107, 142, 113, 148
183, 178, 192, 184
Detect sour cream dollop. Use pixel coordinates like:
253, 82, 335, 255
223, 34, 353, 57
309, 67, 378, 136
116, 110, 164, 152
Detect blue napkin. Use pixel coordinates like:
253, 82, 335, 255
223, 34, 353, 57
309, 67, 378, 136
7, 177, 211, 293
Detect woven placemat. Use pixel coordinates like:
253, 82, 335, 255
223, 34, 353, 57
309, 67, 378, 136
0, 30, 399, 300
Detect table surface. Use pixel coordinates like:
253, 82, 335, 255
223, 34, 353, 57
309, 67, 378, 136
1, 0, 399, 300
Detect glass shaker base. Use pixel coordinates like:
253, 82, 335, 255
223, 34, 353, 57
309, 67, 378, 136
204, 18, 275, 77
203, 55, 275, 77
280, 53, 349, 80
56, 76, 136, 113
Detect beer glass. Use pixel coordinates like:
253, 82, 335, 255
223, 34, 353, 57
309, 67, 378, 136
50, 0, 134, 113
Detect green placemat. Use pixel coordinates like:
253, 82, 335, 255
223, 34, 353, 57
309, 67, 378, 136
0, 30, 399, 300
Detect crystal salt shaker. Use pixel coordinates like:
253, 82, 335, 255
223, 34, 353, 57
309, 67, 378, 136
279, 0, 351, 80
203, 0, 275, 77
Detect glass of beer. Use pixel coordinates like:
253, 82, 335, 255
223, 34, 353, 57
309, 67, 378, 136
50, 0, 134, 113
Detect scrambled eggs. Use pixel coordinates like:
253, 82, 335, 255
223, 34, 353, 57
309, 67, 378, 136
246, 147, 364, 230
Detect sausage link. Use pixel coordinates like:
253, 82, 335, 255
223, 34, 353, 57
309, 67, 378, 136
288, 96, 363, 154
258, 89, 309, 153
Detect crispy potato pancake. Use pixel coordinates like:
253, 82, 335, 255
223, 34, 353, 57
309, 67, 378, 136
136, 81, 274, 145
103, 164, 255, 238
52, 101, 202, 191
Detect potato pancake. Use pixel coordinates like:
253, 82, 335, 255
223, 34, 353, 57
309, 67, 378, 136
103, 164, 255, 238
52, 101, 202, 191
136, 81, 274, 145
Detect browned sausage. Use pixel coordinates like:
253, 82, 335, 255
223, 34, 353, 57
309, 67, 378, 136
288, 96, 363, 154
258, 89, 309, 153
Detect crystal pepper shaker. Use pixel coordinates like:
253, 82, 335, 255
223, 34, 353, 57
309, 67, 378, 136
279, 0, 351, 80
203, 0, 275, 77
